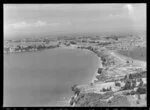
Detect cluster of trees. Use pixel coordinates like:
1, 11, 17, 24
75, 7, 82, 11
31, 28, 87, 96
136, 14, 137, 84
70, 41, 77, 45
136, 83, 147, 94
121, 73, 146, 95
124, 72, 146, 80
121, 79, 137, 90
97, 68, 103, 74
70, 96, 75, 106
115, 81, 121, 87
98, 42, 112, 46
101, 87, 112, 92
71, 84, 80, 96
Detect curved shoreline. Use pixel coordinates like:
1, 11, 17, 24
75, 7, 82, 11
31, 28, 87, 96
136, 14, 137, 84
68, 45, 146, 106
4, 44, 146, 84
4, 44, 147, 106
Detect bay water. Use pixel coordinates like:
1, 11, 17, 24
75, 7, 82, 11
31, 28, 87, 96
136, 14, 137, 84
4, 48, 99, 106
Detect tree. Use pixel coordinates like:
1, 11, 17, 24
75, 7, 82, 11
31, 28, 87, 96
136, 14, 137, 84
138, 79, 144, 87
70, 96, 75, 105
71, 84, 80, 96
102, 88, 106, 92
70, 41, 77, 44
115, 81, 121, 87
129, 74, 133, 79
136, 86, 146, 94
126, 60, 130, 63
124, 75, 127, 80
122, 80, 132, 90
97, 68, 103, 74
131, 79, 136, 89
137, 93, 141, 100
109, 86, 112, 91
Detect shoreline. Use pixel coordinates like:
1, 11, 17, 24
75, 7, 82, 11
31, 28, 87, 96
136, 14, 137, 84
91, 57, 102, 84
69, 47, 147, 106
58, 45, 104, 106
4, 43, 147, 106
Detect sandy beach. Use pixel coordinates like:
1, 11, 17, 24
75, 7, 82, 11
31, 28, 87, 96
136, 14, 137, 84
91, 57, 103, 84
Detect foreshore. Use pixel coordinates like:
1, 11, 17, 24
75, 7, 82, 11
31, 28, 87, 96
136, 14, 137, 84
91, 57, 102, 84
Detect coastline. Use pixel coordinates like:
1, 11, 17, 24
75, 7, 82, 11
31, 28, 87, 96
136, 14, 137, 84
91, 57, 102, 84
60, 45, 103, 84
58, 45, 103, 106
51, 45, 103, 106
68, 45, 147, 106
4, 42, 147, 106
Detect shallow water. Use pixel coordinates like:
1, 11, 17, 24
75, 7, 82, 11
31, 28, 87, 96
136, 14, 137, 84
4, 48, 99, 106
118, 47, 146, 61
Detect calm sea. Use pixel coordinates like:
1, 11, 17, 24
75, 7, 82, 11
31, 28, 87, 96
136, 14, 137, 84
4, 48, 99, 106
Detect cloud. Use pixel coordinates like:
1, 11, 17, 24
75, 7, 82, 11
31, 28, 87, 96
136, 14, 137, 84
9, 20, 47, 29
34, 20, 47, 26
11, 21, 29, 28
124, 4, 134, 16
4, 20, 71, 31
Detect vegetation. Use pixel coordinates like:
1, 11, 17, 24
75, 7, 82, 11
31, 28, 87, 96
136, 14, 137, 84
97, 68, 103, 74
136, 86, 146, 94
70, 41, 77, 45
70, 97, 75, 105
71, 84, 80, 96
115, 81, 121, 87
109, 95, 130, 106
101, 87, 112, 92
121, 80, 132, 90
74, 93, 109, 107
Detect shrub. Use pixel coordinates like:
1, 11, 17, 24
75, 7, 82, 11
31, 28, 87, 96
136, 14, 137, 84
124, 75, 127, 80
70, 41, 77, 44
126, 92, 130, 95
129, 74, 133, 79
126, 61, 130, 63
102, 88, 106, 92
108, 100, 111, 104
71, 84, 78, 91
136, 100, 140, 104
136, 86, 146, 94
109, 86, 112, 91
131, 79, 136, 89
123, 91, 131, 95
115, 82, 121, 87
97, 68, 103, 74
71, 84, 80, 96
122, 80, 132, 90
137, 94, 141, 100
90, 82, 94, 86
102, 91, 114, 99
101, 87, 112, 92
130, 90, 136, 95
70, 97, 75, 105
110, 95, 130, 106
138, 79, 144, 87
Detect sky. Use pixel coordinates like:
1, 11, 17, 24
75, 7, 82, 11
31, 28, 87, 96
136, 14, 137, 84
4, 4, 146, 39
